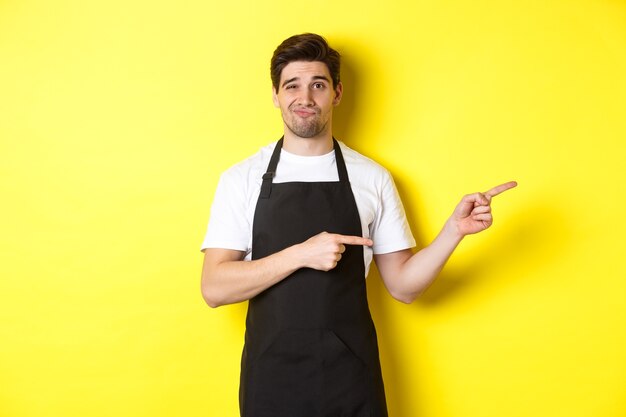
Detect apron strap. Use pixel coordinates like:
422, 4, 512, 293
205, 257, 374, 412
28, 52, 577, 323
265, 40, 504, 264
259, 137, 283, 199
333, 139, 349, 183
259, 137, 349, 199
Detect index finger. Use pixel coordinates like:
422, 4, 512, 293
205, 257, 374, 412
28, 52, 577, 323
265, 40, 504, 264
335, 234, 374, 247
485, 181, 518, 198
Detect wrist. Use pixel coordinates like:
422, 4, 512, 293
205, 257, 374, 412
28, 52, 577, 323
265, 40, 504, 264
282, 243, 307, 271
442, 218, 464, 244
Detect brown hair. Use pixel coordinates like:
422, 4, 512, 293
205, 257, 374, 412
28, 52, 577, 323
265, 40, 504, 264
270, 33, 341, 91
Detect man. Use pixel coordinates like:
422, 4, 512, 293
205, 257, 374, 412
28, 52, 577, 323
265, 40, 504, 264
201, 33, 516, 417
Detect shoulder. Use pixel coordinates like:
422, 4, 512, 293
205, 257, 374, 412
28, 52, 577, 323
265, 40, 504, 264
219, 141, 277, 186
338, 141, 392, 186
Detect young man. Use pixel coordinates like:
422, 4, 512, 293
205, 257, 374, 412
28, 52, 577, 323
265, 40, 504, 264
201, 33, 516, 417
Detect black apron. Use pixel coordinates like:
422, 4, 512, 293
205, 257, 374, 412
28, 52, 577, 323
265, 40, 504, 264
240, 138, 388, 417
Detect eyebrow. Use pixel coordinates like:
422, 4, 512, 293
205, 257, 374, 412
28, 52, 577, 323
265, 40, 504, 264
281, 75, 331, 88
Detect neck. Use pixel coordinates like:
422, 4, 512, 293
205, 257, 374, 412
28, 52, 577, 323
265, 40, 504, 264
282, 132, 334, 156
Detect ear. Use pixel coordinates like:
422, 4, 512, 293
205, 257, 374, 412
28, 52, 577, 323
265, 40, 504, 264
333, 82, 343, 106
272, 86, 280, 108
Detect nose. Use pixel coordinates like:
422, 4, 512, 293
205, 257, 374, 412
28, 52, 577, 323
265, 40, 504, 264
298, 88, 314, 106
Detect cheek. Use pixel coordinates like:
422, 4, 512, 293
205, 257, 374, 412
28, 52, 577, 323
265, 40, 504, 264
315, 92, 334, 105
285, 97, 299, 109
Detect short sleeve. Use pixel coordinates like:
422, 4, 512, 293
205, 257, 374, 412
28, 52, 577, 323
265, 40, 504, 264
201, 170, 251, 253
369, 172, 416, 254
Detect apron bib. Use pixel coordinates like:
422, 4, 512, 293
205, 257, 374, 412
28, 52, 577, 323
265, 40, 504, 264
240, 138, 388, 417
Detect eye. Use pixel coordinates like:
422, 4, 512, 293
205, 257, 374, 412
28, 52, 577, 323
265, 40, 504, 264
313, 82, 325, 89
285, 84, 297, 90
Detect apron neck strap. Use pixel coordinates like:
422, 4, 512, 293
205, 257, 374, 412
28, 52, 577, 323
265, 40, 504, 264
260, 137, 349, 199
332, 139, 349, 183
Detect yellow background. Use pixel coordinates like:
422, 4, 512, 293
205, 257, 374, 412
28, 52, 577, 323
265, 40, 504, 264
1, 0, 625, 416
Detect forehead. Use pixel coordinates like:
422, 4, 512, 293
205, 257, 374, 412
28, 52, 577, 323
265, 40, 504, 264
280, 61, 331, 84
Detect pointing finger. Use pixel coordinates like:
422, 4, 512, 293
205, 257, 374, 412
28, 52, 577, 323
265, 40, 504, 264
462, 193, 489, 206
335, 234, 374, 247
485, 181, 518, 198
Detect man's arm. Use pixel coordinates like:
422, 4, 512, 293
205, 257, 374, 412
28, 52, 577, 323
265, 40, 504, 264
201, 232, 373, 308
375, 181, 517, 304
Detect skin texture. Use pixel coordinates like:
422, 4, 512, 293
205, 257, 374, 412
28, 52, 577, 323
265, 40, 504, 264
201, 60, 517, 307
273, 62, 338, 139
272, 61, 342, 156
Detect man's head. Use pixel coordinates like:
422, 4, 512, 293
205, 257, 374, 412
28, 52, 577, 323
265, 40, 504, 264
270, 34, 343, 141
270, 33, 341, 93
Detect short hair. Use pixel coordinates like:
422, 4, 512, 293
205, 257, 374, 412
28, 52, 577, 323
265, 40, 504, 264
270, 33, 341, 91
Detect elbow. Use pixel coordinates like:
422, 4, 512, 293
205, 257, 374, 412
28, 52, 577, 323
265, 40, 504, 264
393, 294, 417, 304
387, 278, 429, 304
390, 289, 422, 305
202, 289, 225, 309
200, 276, 226, 308
203, 295, 223, 309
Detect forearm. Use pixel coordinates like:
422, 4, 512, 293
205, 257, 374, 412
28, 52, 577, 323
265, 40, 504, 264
376, 182, 517, 304
201, 246, 303, 308
381, 219, 463, 303
202, 232, 372, 308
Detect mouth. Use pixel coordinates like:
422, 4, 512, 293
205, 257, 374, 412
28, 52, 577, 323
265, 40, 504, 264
292, 108, 318, 118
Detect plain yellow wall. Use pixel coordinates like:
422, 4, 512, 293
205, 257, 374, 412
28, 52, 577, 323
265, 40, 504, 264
1, 0, 625, 416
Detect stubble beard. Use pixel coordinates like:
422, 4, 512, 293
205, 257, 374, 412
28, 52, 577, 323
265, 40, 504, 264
284, 109, 328, 139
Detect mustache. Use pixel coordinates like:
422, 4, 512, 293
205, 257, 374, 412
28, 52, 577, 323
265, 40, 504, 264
289, 104, 320, 113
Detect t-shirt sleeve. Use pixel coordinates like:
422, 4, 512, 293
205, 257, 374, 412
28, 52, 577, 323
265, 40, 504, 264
370, 171, 416, 254
201, 169, 251, 253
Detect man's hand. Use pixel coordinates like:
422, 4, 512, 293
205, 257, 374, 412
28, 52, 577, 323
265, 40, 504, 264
202, 232, 372, 307
374, 181, 517, 304
295, 232, 373, 271
450, 181, 518, 237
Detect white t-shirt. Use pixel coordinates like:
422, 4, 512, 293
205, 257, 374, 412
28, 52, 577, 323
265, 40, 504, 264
202, 141, 416, 277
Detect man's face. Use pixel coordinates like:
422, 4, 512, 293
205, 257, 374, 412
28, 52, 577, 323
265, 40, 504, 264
272, 61, 343, 139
